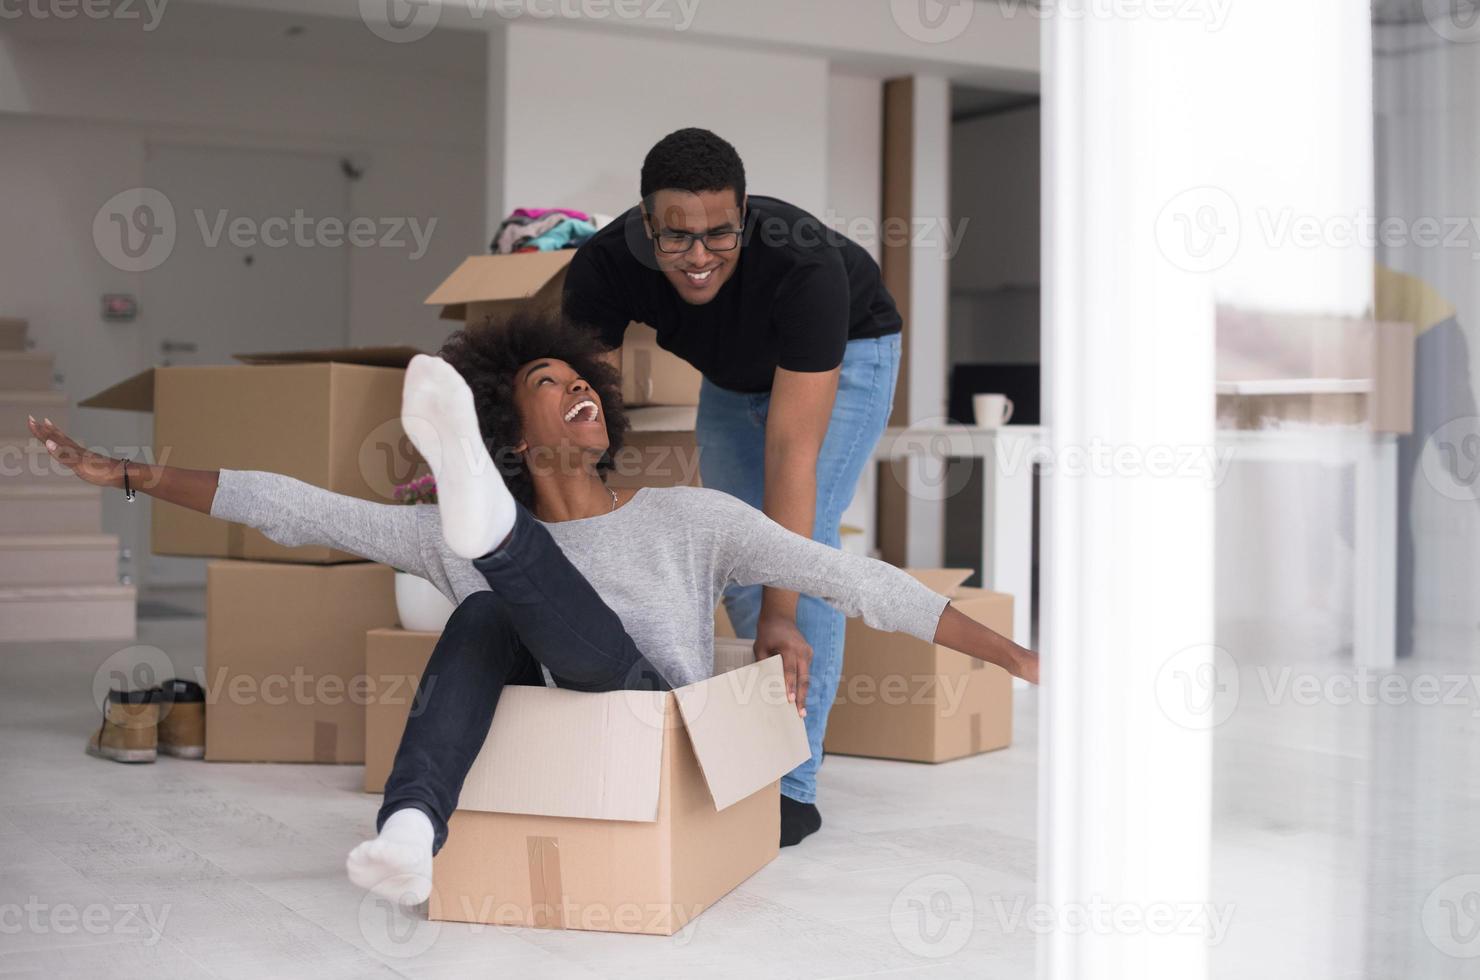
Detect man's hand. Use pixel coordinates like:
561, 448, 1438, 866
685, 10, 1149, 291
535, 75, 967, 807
753, 612, 812, 717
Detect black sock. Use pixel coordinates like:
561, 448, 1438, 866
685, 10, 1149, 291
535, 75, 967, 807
779, 795, 822, 847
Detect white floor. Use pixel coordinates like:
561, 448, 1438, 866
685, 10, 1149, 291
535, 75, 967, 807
0, 593, 1037, 980
3, 595, 1476, 978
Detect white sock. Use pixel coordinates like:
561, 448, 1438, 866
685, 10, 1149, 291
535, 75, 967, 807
400, 354, 517, 560
346, 808, 435, 906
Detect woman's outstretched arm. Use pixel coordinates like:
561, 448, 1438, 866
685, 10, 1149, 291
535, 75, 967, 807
30, 415, 219, 510
27, 415, 435, 580
713, 486, 1040, 684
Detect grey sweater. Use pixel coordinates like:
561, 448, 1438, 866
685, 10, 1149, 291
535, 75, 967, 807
210, 469, 949, 686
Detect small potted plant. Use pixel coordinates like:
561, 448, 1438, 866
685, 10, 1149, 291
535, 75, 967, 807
391, 475, 456, 632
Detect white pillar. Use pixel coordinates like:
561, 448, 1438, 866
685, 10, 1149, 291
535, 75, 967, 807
1039, 3, 1373, 978
1038, 14, 1216, 975
902, 74, 951, 569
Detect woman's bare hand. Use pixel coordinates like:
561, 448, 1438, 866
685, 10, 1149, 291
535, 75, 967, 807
27, 416, 124, 489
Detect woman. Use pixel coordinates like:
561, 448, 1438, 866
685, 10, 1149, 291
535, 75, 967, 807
30, 310, 1038, 907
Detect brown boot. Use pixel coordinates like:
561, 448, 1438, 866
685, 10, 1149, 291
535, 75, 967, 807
86, 689, 159, 763
156, 679, 205, 759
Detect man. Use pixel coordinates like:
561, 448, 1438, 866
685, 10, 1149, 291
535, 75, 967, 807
563, 127, 903, 846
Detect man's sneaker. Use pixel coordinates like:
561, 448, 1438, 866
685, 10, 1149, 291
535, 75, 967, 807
156, 679, 206, 759
86, 689, 159, 764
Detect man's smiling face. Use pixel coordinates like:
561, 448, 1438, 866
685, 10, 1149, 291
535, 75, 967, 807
643, 188, 744, 306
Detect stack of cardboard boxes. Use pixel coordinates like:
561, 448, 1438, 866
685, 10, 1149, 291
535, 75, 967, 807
425, 252, 705, 490
82, 346, 421, 762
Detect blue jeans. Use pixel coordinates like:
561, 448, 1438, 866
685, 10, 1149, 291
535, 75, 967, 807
695, 333, 901, 804
378, 504, 671, 853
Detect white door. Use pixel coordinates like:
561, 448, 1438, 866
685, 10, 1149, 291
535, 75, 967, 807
139, 143, 350, 586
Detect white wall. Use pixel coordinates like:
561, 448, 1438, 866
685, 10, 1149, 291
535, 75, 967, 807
0, 25, 486, 358
489, 22, 828, 231
0, 16, 485, 584
826, 71, 883, 264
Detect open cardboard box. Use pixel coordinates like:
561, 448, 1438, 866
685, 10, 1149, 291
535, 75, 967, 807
426, 252, 573, 328
429, 640, 808, 936
825, 569, 1014, 764
426, 254, 700, 407
80, 347, 423, 563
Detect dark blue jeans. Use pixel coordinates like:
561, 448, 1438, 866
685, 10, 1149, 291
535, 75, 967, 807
377, 503, 671, 852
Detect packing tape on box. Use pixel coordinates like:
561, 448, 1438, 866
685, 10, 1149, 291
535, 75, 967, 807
313, 721, 337, 763
527, 835, 565, 929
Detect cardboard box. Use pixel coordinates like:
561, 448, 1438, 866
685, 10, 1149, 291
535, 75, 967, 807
430, 646, 808, 935
1216, 308, 1417, 434
620, 323, 701, 407
205, 560, 398, 763
81, 347, 423, 563
365, 633, 758, 795
426, 252, 573, 328
426, 254, 700, 406
825, 569, 1013, 764
364, 627, 440, 793
607, 406, 702, 490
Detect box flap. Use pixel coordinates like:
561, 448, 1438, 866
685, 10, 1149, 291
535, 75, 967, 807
672, 656, 811, 812
425, 252, 575, 307
79, 368, 156, 411
456, 684, 668, 822
232, 346, 423, 368
904, 568, 974, 597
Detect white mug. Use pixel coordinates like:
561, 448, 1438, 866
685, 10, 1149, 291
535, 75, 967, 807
973, 393, 1015, 429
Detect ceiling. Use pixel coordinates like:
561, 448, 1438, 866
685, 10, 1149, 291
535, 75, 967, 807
0, 1, 486, 81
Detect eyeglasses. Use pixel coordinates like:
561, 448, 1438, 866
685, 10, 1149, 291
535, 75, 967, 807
651, 226, 743, 254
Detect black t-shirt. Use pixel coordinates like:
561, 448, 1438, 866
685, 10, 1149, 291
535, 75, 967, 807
562, 195, 902, 393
